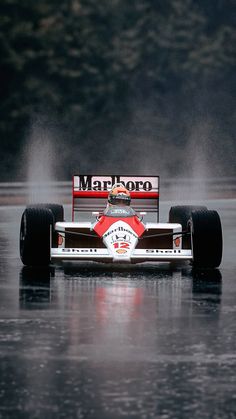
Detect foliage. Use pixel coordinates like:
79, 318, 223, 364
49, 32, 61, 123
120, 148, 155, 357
0, 0, 235, 179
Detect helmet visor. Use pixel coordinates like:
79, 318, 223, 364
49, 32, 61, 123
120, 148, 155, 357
109, 194, 131, 206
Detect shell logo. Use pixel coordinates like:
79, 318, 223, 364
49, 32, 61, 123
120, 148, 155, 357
116, 248, 127, 254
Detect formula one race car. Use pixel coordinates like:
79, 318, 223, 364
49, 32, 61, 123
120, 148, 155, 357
20, 175, 223, 269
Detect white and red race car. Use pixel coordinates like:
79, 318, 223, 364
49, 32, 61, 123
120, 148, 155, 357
20, 175, 223, 269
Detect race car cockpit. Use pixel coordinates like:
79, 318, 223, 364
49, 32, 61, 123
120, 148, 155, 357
104, 206, 136, 218
104, 183, 134, 217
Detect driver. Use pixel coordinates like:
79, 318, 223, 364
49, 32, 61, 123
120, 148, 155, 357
107, 183, 131, 207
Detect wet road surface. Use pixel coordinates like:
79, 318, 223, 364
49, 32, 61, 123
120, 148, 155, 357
0, 200, 236, 418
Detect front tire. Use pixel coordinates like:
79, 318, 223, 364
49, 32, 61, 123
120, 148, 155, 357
169, 205, 208, 229
26, 204, 64, 223
20, 208, 53, 266
169, 205, 208, 248
190, 210, 223, 269
26, 204, 64, 247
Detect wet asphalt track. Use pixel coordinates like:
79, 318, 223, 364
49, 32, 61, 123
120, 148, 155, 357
0, 199, 236, 419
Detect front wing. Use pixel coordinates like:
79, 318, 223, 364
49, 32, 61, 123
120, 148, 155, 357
51, 247, 192, 262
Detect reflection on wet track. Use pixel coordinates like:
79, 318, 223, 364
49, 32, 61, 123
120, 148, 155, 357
0, 201, 236, 418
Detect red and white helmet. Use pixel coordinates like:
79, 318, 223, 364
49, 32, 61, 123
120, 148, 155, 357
108, 183, 131, 206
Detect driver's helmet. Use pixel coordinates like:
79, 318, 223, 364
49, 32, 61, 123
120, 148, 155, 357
108, 183, 131, 206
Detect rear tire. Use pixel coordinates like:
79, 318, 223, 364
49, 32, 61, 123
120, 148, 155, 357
190, 210, 223, 269
169, 205, 208, 248
20, 207, 53, 266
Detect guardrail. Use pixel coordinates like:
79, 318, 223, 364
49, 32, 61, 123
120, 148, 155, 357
0, 178, 235, 205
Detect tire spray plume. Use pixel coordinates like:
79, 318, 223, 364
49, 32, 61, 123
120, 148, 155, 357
26, 122, 59, 204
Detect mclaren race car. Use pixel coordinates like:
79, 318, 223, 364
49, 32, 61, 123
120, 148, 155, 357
20, 175, 223, 269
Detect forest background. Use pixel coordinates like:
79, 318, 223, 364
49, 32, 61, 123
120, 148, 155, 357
0, 0, 235, 181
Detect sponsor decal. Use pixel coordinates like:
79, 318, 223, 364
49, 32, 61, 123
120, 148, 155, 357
174, 237, 181, 247
58, 234, 64, 246
112, 234, 131, 243
61, 248, 97, 253
74, 175, 158, 192
111, 231, 131, 253
110, 208, 128, 214
103, 226, 137, 239
116, 248, 127, 254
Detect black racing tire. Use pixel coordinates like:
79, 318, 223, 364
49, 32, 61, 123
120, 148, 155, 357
190, 210, 223, 269
26, 204, 64, 222
26, 204, 64, 247
169, 205, 208, 249
20, 207, 53, 266
169, 205, 208, 228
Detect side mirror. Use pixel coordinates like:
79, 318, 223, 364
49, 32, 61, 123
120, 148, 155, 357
139, 211, 147, 221
92, 211, 100, 221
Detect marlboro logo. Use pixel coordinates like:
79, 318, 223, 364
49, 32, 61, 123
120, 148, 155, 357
74, 175, 158, 192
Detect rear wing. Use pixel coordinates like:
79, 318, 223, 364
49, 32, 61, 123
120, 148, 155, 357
72, 175, 159, 221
